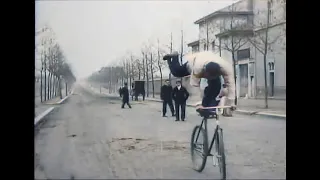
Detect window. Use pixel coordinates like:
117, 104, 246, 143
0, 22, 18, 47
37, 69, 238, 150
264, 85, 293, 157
268, 62, 275, 71
237, 48, 250, 60
268, 0, 273, 24
211, 41, 215, 51
268, 9, 273, 24
192, 46, 199, 53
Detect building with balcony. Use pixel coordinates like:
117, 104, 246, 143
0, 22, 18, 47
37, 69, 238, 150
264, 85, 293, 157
188, 0, 286, 99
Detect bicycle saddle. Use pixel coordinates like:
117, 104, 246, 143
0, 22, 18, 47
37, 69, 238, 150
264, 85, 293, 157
196, 108, 217, 119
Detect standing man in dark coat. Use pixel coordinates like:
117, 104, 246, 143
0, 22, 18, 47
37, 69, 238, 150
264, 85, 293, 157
120, 83, 132, 109
172, 80, 189, 121
160, 80, 175, 117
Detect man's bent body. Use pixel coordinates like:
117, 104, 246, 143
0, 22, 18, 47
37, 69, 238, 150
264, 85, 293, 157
163, 51, 236, 112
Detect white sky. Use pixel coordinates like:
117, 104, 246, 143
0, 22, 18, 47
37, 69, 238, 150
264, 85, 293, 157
35, 0, 237, 79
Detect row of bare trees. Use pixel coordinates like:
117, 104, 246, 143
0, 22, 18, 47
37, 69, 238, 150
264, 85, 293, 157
88, 38, 174, 98
88, 28, 188, 99
35, 27, 76, 103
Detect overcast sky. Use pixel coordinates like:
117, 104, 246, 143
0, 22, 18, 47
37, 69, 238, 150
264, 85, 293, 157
35, 0, 237, 79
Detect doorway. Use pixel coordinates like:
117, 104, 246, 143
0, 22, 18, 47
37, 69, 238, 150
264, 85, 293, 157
239, 64, 248, 97
269, 72, 274, 97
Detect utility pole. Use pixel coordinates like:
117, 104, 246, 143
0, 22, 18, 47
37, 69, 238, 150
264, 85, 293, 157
169, 32, 173, 84
180, 29, 184, 83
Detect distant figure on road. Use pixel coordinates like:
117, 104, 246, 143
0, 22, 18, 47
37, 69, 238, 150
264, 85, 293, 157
120, 83, 132, 109
118, 87, 122, 97
172, 80, 189, 121
160, 79, 175, 117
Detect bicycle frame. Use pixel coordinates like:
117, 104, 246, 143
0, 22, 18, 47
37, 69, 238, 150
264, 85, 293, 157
194, 114, 223, 156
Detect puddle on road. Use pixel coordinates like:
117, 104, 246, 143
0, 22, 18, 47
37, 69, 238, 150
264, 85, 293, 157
108, 138, 188, 154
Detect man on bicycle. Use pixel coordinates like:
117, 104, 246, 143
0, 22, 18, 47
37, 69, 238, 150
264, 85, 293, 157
163, 51, 236, 115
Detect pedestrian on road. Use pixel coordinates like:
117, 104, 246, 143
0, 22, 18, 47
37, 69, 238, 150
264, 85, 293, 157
118, 87, 122, 97
172, 80, 189, 121
160, 79, 175, 117
120, 83, 132, 109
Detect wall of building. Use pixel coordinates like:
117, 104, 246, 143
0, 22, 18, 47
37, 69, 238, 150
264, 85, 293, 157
253, 0, 286, 28
254, 23, 286, 99
219, 0, 253, 12
196, 0, 286, 99
198, 17, 223, 53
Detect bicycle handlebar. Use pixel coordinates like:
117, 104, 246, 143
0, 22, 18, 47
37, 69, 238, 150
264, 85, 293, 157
195, 105, 231, 110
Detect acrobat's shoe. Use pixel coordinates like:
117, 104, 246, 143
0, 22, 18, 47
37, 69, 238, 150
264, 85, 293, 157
163, 51, 179, 60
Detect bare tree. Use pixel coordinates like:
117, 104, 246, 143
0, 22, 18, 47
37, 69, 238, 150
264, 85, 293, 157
43, 37, 54, 101
247, 0, 286, 108
169, 32, 173, 82
180, 29, 184, 83
141, 51, 146, 80
141, 45, 150, 97
145, 43, 160, 98
121, 58, 128, 85
216, 3, 252, 108
157, 39, 167, 87
40, 48, 44, 102
133, 57, 143, 80
150, 53, 155, 98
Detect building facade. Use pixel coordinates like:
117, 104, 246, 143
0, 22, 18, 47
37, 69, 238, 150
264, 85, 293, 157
189, 0, 286, 99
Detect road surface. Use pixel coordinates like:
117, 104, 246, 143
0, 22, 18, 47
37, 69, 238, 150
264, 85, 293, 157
35, 84, 286, 179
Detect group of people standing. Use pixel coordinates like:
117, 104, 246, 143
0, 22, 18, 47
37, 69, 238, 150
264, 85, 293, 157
161, 79, 189, 121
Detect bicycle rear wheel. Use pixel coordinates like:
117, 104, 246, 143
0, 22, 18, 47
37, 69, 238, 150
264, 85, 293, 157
215, 128, 226, 180
191, 125, 208, 172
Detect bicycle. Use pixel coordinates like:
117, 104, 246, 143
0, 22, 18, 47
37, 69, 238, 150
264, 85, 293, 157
190, 105, 230, 180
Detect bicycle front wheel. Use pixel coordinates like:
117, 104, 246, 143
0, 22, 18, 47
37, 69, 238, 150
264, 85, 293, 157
191, 125, 208, 172
215, 128, 226, 180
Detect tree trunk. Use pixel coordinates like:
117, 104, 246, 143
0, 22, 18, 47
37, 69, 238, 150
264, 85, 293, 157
49, 73, 52, 98
263, 1, 271, 109
169, 32, 173, 84
129, 64, 132, 91
150, 54, 155, 98
65, 82, 68, 96
59, 78, 62, 99
160, 68, 163, 88
40, 70, 43, 102
219, 38, 222, 57
51, 74, 54, 98
142, 54, 146, 80
231, 51, 238, 105
53, 75, 56, 97
55, 75, 58, 97
263, 52, 268, 108
138, 68, 141, 80
44, 69, 47, 101
126, 62, 129, 85
48, 72, 51, 99
145, 54, 149, 97
157, 39, 163, 88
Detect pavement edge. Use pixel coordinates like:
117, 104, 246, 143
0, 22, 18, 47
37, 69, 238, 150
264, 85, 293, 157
80, 85, 286, 120
34, 107, 55, 126
145, 98, 286, 120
